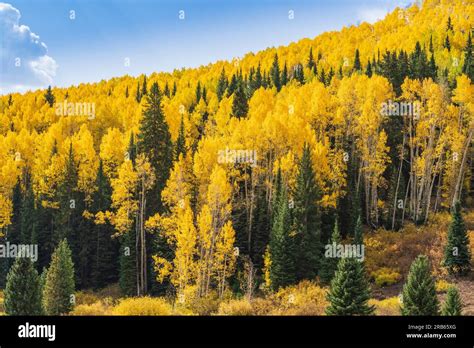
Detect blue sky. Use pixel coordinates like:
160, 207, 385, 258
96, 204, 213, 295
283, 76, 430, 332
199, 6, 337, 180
0, 0, 411, 94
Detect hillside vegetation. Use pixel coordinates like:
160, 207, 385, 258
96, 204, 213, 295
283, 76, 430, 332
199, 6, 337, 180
0, 0, 473, 315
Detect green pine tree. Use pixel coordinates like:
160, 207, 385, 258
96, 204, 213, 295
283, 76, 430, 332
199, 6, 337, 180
294, 144, 321, 281
462, 33, 474, 81
231, 80, 249, 118
319, 219, 341, 284
175, 115, 187, 160
443, 202, 471, 276
119, 230, 137, 296
441, 286, 463, 316
227, 74, 238, 97
216, 68, 227, 101
307, 47, 316, 72
137, 82, 173, 213
401, 255, 439, 315
269, 172, 295, 290
270, 53, 281, 91
141, 75, 148, 96
4, 257, 43, 315
353, 49, 362, 72
44, 85, 55, 107
353, 216, 363, 246
91, 160, 119, 289
444, 35, 451, 52
43, 239, 75, 315
326, 257, 375, 315
281, 62, 288, 86
135, 81, 141, 103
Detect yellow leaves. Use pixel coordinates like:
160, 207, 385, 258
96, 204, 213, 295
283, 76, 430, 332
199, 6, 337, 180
206, 165, 232, 218
99, 128, 126, 178
110, 159, 138, 235
153, 256, 173, 284
0, 194, 13, 233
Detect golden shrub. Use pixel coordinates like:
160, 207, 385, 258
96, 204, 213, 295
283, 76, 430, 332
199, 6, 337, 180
271, 280, 328, 315
75, 291, 100, 306
369, 297, 401, 316
71, 301, 112, 316
217, 299, 254, 316
371, 268, 401, 287
112, 297, 173, 316
435, 279, 453, 293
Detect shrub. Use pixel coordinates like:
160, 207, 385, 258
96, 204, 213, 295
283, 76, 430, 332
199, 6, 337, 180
435, 279, 453, 293
75, 291, 100, 306
369, 297, 401, 315
112, 297, 172, 316
217, 299, 254, 315
371, 268, 401, 287
272, 280, 328, 315
72, 301, 112, 316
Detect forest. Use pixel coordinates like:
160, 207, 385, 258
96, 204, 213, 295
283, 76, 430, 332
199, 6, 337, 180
0, 0, 473, 316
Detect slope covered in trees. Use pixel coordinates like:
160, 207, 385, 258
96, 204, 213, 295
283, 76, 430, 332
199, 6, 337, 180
0, 0, 473, 314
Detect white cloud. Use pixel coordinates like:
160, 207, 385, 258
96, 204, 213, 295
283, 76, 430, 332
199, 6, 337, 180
0, 2, 58, 94
357, 7, 389, 24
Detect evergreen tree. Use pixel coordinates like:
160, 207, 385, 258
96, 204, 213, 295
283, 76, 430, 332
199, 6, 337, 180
135, 81, 141, 103
401, 255, 439, 315
119, 230, 137, 296
429, 53, 438, 80
441, 286, 463, 316
353, 216, 363, 246
43, 239, 75, 315
365, 60, 373, 77
281, 62, 288, 86
444, 35, 451, 52
195, 81, 202, 103
44, 86, 55, 107
172, 81, 177, 96
294, 63, 305, 84
294, 144, 321, 281
353, 49, 362, 72
255, 63, 263, 89
447, 16, 453, 31
462, 34, 474, 81
429, 35, 434, 54
319, 68, 327, 86
55, 143, 90, 288
20, 173, 36, 244
307, 47, 316, 72
269, 173, 295, 290
175, 115, 187, 160
141, 75, 148, 96
326, 257, 374, 315
164, 82, 170, 98
443, 202, 471, 275
137, 82, 173, 213
91, 161, 119, 289
231, 80, 249, 118
270, 53, 281, 91
319, 219, 341, 284
226, 74, 238, 97
4, 257, 43, 315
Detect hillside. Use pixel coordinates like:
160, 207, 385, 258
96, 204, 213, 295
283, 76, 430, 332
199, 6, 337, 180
0, 0, 473, 316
